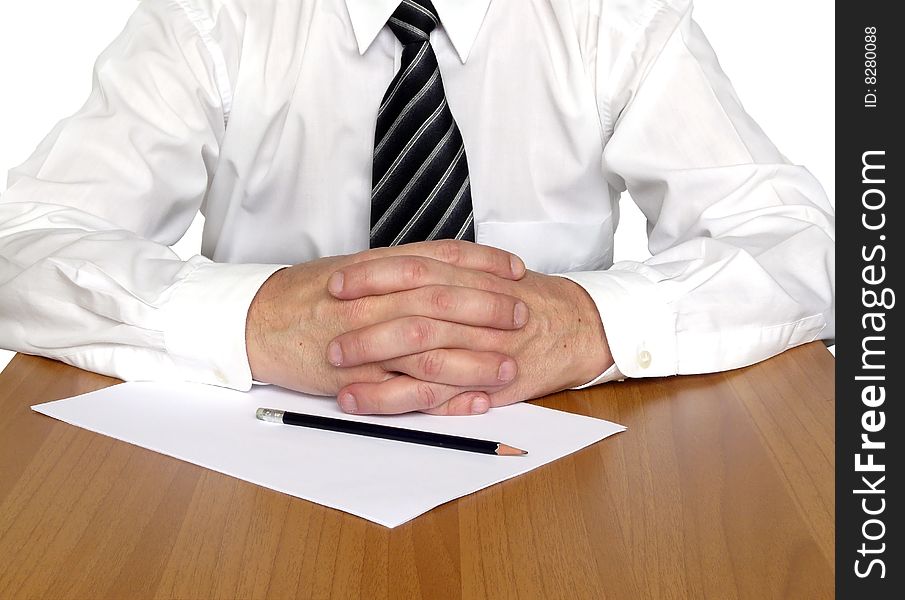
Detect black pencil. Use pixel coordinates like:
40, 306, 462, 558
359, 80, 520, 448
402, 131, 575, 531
255, 408, 527, 456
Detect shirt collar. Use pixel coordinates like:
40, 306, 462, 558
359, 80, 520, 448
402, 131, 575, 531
346, 0, 491, 63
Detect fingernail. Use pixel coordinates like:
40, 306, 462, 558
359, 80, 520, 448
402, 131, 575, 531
339, 392, 358, 413
471, 396, 489, 414
327, 271, 344, 294
513, 302, 528, 327
510, 255, 525, 277
327, 341, 344, 366
498, 360, 516, 382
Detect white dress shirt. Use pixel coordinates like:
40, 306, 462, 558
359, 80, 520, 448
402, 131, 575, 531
0, 0, 835, 391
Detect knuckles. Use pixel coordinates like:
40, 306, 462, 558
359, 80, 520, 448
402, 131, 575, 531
430, 240, 513, 277
414, 381, 442, 409
486, 296, 509, 325
346, 331, 371, 362
473, 272, 505, 293
427, 286, 456, 313
418, 350, 445, 377
401, 257, 429, 285
433, 239, 463, 265
403, 317, 433, 348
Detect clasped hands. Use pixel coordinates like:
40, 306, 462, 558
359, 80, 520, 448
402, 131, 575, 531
246, 241, 612, 416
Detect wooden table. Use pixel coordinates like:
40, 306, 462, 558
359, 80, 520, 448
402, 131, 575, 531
0, 343, 834, 599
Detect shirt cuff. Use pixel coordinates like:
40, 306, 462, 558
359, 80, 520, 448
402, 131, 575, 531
573, 361, 625, 389
162, 260, 287, 391
554, 268, 678, 381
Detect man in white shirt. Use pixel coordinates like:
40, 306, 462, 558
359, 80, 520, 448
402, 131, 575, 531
0, 0, 834, 416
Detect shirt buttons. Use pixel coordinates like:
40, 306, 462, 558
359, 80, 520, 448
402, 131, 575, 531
638, 350, 652, 369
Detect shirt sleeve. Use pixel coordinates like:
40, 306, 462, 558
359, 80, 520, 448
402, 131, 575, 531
0, 0, 284, 390
561, 0, 835, 382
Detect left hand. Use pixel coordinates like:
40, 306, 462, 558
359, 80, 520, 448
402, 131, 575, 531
327, 256, 613, 414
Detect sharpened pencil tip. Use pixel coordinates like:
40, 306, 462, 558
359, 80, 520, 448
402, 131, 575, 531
496, 443, 528, 456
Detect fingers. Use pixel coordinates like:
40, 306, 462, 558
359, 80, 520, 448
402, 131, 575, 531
380, 349, 517, 386
347, 240, 526, 282
327, 317, 504, 367
337, 375, 493, 415
328, 255, 493, 300
354, 285, 528, 331
329, 255, 527, 303
421, 392, 491, 416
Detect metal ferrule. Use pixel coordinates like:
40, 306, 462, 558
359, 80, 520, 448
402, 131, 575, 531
256, 408, 285, 423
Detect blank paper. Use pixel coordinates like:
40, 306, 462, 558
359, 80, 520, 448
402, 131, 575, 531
33, 382, 624, 528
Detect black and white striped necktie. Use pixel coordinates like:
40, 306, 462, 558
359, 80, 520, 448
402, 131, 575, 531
369, 0, 475, 248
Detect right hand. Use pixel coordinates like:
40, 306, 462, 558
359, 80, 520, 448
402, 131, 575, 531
244, 241, 529, 414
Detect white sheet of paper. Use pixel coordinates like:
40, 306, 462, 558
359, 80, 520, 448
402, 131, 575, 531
32, 382, 624, 528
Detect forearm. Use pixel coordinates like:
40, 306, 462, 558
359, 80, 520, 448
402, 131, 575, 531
0, 200, 283, 388
580, 4, 835, 379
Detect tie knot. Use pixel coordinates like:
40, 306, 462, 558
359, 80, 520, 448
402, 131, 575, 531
388, 0, 440, 44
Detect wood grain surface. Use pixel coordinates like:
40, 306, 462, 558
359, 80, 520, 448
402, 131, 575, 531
0, 343, 834, 599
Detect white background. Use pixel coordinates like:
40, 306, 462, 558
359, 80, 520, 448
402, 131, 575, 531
0, 0, 834, 374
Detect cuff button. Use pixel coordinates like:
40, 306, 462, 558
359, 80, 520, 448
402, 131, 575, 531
638, 350, 652, 369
